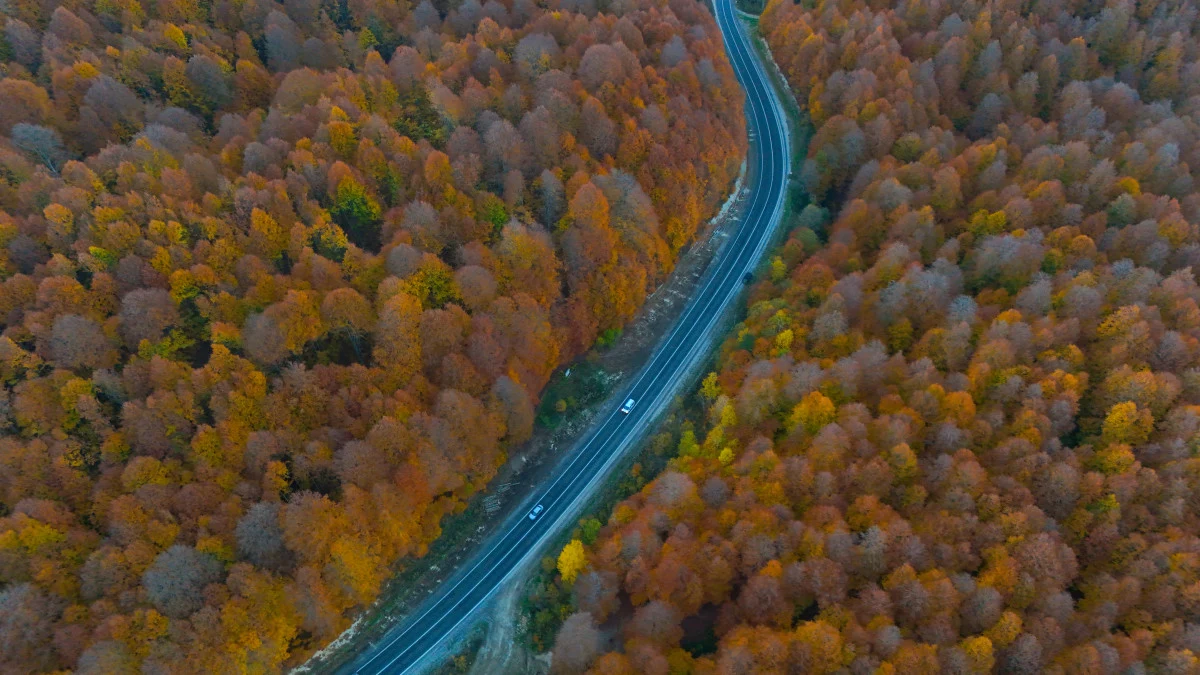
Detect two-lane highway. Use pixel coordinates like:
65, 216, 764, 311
343, 0, 790, 671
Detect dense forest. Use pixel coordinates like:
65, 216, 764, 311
542, 0, 1200, 672
0, 0, 747, 669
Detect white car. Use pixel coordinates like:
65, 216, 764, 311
528, 504, 544, 520
620, 398, 636, 414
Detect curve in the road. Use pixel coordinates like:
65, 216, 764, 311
344, 1, 790, 671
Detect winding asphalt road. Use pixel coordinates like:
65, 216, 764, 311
342, 1, 790, 671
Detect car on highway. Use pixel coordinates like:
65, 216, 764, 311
527, 504, 544, 520
620, 398, 636, 414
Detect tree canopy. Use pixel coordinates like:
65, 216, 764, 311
0, 0, 745, 669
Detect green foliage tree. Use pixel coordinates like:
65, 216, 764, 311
330, 178, 383, 252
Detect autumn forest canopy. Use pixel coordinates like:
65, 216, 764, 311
0, 0, 747, 669
538, 0, 1200, 673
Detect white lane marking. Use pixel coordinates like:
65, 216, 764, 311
358, 1, 789, 671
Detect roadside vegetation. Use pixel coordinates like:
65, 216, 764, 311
536, 0, 1200, 672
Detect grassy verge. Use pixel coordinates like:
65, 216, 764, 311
735, 0, 768, 14
535, 357, 613, 431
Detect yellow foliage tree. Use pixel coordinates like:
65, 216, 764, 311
328, 536, 386, 604
775, 328, 795, 353
1089, 443, 1137, 475
557, 539, 587, 584
218, 567, 302, 671
720, 401, 738, 428
959, 636, 994, 674
719, 447, 736, 466
121, 456, 171, 491
1101, 401, 1154, 445
770, 256, 786, 281
943, 390, 977, 426
328, 120, 357, 157
793, 620, 847, 673
983, 611, 1022, 647
789, 391, 836, 434
249, 208, 288, 261
886, 443, 919, 481
373, 291, 423, 385
43, 203, 75, 238
163, 23, 188, 51
111, 608, 169, 658
273, 290, 324, 355
887, 318, 913, 352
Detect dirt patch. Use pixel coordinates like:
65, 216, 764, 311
465, 574, 550, 675
296, 166, 752, 674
